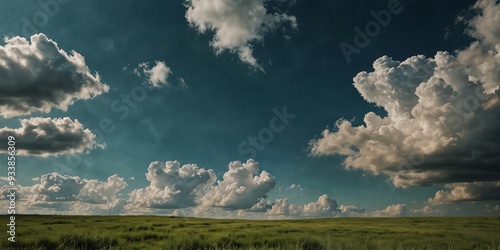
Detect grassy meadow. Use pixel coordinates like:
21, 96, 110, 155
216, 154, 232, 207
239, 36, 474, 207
0, 215, 499, 249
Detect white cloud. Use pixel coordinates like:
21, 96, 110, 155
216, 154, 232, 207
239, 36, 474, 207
264, 198, 404, 219
428, 181, 500, 205
0, 117, 100, 157
301, 195, 340, 217
0, 33, 109, 118
185, 0, 297, 71
266, 198, 292, 216
467, 0, 500, 46
29, 173, 86, 202
339, 204, 366, 216
0, 184, 31, 201
70, 175, 128, 215
200, 159, 276, 209
164, 198, 374, 219
264, 196, 404, 219
412, 205, 445, 215
267, 195, 340, 218
125, 159, 277, 213
250, 198, 273, 212
128, 161, 216, 209
1, 173, 128, 215
0, 168, 412, 218
136, 61, 172, 87
367, 204, 407, 217
310, 0, 500, 188
77, 174, 128, 204
288, 184, 303, 190
286, 183, 305, 192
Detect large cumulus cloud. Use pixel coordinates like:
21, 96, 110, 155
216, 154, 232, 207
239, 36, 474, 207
128, 161, 216, 209
0, 33, 109, 118
0, 117, 100, 157
310, 0, 500, 194
185, 0, 297, 71
200, 159, 276, 209
127, 159, 276, 211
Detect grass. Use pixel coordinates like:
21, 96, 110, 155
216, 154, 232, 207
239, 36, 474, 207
0, 215, 499, 249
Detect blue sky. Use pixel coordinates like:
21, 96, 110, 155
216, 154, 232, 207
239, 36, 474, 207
0, 0, 499, 218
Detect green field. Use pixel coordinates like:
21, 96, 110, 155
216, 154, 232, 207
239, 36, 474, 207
1, 216, 499, 249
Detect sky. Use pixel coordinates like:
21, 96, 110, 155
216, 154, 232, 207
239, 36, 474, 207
0, 0, 499, 218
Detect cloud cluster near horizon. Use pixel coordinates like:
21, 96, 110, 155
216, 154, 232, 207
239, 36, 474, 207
126, 159, 279, 214
310, 0, 500, 204
0, 173, 127, 215
0, 159, 407, 218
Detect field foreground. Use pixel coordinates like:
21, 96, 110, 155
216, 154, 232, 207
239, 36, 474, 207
1, 216, 499, 249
